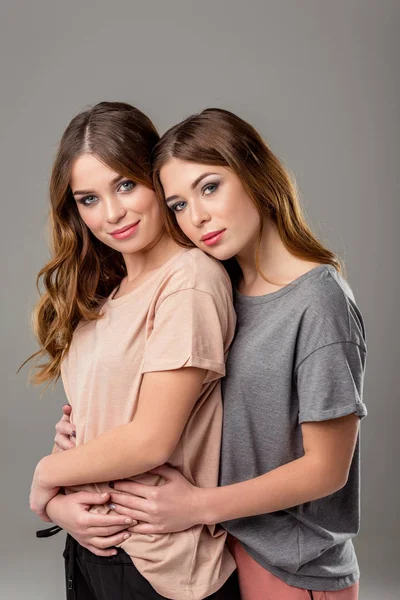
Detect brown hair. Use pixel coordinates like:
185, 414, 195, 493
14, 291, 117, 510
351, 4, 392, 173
24, 102, 159, 387
152, 108, 341, 282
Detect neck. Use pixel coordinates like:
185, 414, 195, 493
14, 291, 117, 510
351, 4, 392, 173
235, 219, 320, 294
122, 230, 181, 282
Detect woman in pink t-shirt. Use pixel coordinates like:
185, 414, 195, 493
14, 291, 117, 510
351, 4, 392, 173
56, 109, 365, 600
27, 102, 240, 600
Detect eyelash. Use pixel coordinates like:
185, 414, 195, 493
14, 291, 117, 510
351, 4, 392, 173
170, 181, 219, 213
202, 182, 219, 195
78, 180, 136, 207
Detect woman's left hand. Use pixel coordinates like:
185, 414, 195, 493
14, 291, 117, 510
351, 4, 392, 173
109, 465, 206, 534
30, 463, 60, 522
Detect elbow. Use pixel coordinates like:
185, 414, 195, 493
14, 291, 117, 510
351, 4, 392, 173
140, 439, 175, 470
308, 458, 349, 498
330, 471, 349, 494
319, 469, 349, 497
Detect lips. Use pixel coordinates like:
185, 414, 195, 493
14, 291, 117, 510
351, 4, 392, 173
200, 229, 226, 242
110, 221, 140, 235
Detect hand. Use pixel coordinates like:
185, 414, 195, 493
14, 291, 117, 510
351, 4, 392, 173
46, 491, 136, 557
109, 465, 206, 534
54, 404, 76, 451
30, 466, 60, 522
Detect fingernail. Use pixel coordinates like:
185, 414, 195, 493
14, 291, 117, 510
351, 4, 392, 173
111, 550, 117, 556
125, 518, 133, 524
101, 493, 109, 498
109, 481, 114, 488
109, 503, 116, 510
71, 431, 76, 438
123, 533, 130, 540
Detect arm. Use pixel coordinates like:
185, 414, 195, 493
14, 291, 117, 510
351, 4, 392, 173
39, 407, 134, 556
31, 405, 77, 520
198, 413, 360, 523
30, 367, 205, 516
108, 413, 360, 533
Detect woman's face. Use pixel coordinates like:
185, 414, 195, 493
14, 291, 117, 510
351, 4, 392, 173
160, 158, 261, 260
71, 154, 163, 254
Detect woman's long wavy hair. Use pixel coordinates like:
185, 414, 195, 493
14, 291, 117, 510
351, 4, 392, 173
25, 102, 159, 387
152, 108, 341, 283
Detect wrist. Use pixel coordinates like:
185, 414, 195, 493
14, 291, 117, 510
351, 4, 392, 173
196, 487, 219, 526
45, 492, 65, 523
34, 455, 54, 489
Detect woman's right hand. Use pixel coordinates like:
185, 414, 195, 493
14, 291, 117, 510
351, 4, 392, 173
54, 404, 76, 451
46, 491, 135, 556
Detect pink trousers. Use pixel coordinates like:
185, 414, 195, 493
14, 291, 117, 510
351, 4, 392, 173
227, 536, 359, 600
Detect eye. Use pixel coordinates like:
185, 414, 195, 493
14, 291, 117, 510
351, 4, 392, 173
79, 195, 98, 207
170, 201, 187, 213
118, 180, 136, 192
202, 182, 219, 196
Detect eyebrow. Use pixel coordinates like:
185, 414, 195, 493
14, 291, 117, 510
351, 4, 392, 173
165, 172, 219, 203
73, 174, 125, 197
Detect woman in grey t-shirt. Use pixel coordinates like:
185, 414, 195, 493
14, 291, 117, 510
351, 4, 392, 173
57, 109, 366, 599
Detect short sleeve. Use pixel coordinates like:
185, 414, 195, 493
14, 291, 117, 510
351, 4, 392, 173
142, 288, 229, 384
296, 341, 367, 424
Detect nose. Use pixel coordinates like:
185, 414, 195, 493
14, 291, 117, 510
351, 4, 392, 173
190, 201, 211, 227
104, 196, 127, 223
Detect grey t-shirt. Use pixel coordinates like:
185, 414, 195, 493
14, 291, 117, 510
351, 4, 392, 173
220, 264, 367, 591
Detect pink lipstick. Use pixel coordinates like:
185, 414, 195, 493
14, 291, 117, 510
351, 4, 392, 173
201, 229, 226, 247
110, 221, 140, 240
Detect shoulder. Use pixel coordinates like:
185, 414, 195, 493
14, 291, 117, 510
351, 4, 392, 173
161, 248, 233, 300
151, 249, 236, 341
295, 266, 366, 353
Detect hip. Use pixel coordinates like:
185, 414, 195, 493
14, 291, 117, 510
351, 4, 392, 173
227, 535, 359, 600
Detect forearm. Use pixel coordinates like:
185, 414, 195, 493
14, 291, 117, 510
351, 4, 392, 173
45, 492, 66, 524
199, 455, 344, 525
36, 422, 165, 489
37, 369, 205, 490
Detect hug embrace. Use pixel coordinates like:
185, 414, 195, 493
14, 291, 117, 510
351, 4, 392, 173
27, 102, 367, 600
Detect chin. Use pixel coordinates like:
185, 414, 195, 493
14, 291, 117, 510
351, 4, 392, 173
201, 246, 236, 261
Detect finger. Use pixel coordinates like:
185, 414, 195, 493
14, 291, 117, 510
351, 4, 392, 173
85, 513, 136, 528
56, 420, 76, 438
128, 523, 163, 534
74, 491, 111, 506
89, 531, 131, 549
148, 465, 180, 480
61, 406, 76, 430
54, 435, 75, 451
112, 481, 152, 498
84, 544, 118, 557
54, 436, 75, 451
74, 495, 137, 527
86, 524, 133, 537
109, 493, 150, 512
57, 423, 76, 437
110, 503, 150, 523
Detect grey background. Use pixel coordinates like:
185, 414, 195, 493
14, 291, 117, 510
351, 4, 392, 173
1, 1, 398, 598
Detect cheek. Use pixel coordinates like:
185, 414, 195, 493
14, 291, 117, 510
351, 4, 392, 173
175, 212, 193, 238
227, 193, 260, 230
77, 207, 102, 233
134, 191, 161, 220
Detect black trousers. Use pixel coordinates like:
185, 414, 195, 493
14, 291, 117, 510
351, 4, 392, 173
63, 534, 241, 600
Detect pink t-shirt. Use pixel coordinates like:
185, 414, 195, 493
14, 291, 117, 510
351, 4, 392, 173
61, 248, 236, 599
